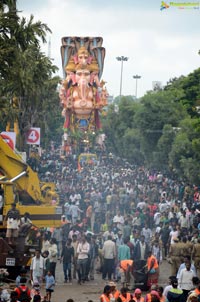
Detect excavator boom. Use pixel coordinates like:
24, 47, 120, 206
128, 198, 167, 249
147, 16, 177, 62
0, 135, 42, 203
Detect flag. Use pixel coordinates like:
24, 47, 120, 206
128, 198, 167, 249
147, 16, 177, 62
77, 161, 81, 172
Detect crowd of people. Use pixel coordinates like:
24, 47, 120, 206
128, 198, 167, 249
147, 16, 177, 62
1, 143, 200, 302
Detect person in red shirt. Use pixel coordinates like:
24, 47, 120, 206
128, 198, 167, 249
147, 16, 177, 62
148, 201, 157, 228
14, 278, 31, 302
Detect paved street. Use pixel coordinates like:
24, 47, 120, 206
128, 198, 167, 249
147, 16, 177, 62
38, 259, 171, 302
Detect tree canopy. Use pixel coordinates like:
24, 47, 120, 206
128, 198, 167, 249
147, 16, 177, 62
102, 67, 200, 184
0, 0, 62, 149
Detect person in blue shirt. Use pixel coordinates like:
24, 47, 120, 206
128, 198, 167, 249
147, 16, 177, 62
15, 268, 27, 287
45, 270, 55, 302
118, 237, 130, 261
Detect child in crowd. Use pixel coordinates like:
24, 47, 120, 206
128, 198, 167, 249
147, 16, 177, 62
45, 271, 55, 302
30, 282, 42, 302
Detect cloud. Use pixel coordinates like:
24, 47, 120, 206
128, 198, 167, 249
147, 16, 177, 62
17, 0, 200, 97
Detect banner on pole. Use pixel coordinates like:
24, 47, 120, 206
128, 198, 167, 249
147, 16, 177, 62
26, 128, 41, 145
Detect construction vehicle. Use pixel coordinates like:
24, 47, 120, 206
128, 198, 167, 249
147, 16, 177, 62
0, 229, 39, 280
0, 135, 62, 229
0, 135, 63, 279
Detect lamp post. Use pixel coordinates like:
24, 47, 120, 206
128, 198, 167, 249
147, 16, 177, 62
116, 56, 128, 100
133, 74, 141, 98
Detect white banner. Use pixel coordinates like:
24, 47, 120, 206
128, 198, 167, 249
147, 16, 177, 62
26, 128, 41, 145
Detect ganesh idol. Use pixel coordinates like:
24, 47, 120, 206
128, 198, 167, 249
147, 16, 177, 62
59, 38, 108, 131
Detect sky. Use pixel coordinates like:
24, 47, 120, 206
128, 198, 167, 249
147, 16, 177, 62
17, 0, 200, 98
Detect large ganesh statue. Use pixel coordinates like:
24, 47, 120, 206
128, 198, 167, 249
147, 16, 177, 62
59, 36, 108, 134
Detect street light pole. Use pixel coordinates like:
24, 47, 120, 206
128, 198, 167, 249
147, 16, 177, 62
116, 56, 128, 100
133, 74, 141, 98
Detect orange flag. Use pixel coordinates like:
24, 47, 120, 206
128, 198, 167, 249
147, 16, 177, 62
77, 161, 81, 172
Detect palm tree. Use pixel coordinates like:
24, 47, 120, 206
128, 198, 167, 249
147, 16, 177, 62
0, 1, 58, 150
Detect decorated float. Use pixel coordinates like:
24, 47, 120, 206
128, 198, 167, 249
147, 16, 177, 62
58, 36, 108, 155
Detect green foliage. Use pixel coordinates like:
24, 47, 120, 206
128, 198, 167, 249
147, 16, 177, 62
103, 67, 200, 183
169, 117, 200, 182
0, 1, 61, 150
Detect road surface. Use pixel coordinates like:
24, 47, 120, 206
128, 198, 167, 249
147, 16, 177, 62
37, 259, 171, 302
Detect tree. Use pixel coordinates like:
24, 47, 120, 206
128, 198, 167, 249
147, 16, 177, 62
134, 89, 187, 164
152, 124, 176, 171
0, 1, 60, 150
169, 117, 200, 183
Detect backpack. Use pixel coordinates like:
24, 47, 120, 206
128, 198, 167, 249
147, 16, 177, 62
18, 286, 30, 302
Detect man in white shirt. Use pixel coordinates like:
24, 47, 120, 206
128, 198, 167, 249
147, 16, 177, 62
69, 202, 83, 224
141, 223, 152, 245
113, 211, 124, 231
169, 225, 179, 245
177, 255, 197, 280
30, 249, 45, 283
154, 212, 161, 227
77, 234, 90, 284
178, 262, 196, 300
179, 211, 189, 231
159, 199, 169, 213
102, 235, 116, 281
137, 200, 147, 210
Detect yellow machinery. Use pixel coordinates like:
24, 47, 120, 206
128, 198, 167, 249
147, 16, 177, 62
78, 153, 98, 166
0, 135, 62, 228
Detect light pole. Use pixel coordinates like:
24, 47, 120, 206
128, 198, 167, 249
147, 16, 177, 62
133, 74, 141, 98
116, 56, 128, 100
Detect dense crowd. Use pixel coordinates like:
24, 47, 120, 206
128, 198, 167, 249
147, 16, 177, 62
1, 144, 200, 302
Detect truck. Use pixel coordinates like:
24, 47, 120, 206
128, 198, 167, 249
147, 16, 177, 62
0, 135, 63, 228
0, 135, 63, 278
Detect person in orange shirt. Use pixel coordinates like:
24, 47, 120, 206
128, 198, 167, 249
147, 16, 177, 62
146, 251, 159, 288
109, 282, 120, 300
133, 288, 145, 302
191, 276, 200, 297
100, 285, 111, 302
120, 259, 134, 289
119, 287, 133, 302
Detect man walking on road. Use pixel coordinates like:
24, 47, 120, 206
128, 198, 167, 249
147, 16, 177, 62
30, 249, 45, 284
102, 235, 116, 281
77, 234, 90, 284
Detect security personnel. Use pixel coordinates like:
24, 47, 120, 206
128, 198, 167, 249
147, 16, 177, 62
169, 238, 183, 276
181, 237, 192, 262
192, 238, 200, 276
